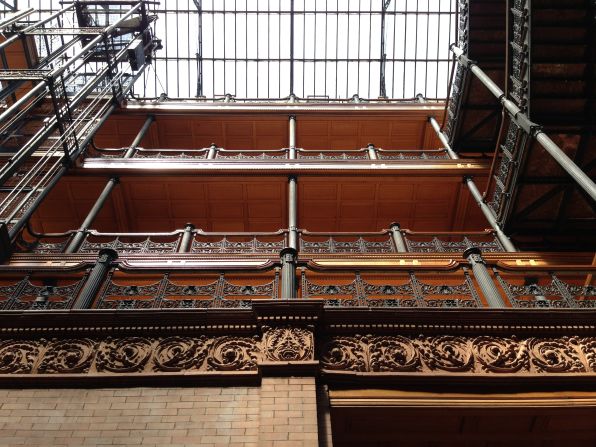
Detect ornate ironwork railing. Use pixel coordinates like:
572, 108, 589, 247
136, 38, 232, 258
17, 228, 505, 255
90, 145, 451, 161
0, 263, 593, 311
493, 268, 596, 309
0, 275, 88, 310
95, 271, 279, 309
301, 269, 482, 308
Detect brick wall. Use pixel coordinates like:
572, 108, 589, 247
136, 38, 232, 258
0, 378, 320, 447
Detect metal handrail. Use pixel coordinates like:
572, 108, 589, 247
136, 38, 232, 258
450, 44, 596, 202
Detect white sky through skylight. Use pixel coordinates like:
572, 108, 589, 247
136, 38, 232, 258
3, 0, 458, 100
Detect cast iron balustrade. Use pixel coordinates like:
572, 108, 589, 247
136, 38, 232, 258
301, 269, 482, 308
89, 145, 451, 161
95, 271, 279, 309
493, 268, 596, 309
17, 227, 504, 255
1, 261, 593, 311
0, 275, 88, 310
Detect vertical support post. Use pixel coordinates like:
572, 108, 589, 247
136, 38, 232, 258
288, 115, 297, 159
464, 247, 506, 308
124, 114, 155, 158
178, 223, 195, 253
389, 222, 407, 252
73, 249, 118, 309
280, 247, 297, 299
64, 177, 119, 253
207, 142, 217, 159
288, 175, 298, 250
367, 143, 378, 160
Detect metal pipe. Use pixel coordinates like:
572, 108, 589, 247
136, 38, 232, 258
288, 175, 298, 250
124, 115, 155, 158
367, 143, 378, 160
424, 101, 517, 252
451, 44, 596, 202
429, 116, 459, 159
288, 115, 297, 159
389, 222, 407, 252
64, 177, 119, 253
464, 247, 506, 308
178, 223, 195, 252
72, 249, 118, 309
466, 178, 517, 252
0, 5, 75, 51
280, 247, 297, 299
0, 8, 36, 31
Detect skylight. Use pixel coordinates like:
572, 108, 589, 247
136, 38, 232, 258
3, 0, 458, 100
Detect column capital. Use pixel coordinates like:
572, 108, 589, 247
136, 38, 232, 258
97, 248, 118, 264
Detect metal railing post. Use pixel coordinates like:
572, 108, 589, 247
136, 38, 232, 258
389, 222, 407, 252
178, 223, 195, 253
207, 142, 218, 159
72, 249, 117, 309
280, 247, 297, 299
464, 247, 506, 308
367, 143, 378, 160
288, 175, 298, 250
289, 115, 297, 159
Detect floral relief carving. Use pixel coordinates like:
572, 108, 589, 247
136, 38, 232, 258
37, 339, 96, 374
319, 336, 367, 372
578, 338, 596, 371
418, 336, 473, 372
369, 336, 420, 372
0, 340, 40, 373
153, 336, 210, 372
0, 332, 592, 378
528, 338, 585, 373
207, 336, 259, 371
472, 336, 529, 373
96, 337, 153, 373
262, 325, 314, 362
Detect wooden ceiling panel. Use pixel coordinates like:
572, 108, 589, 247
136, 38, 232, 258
170, 201, 207, 218
377, 202, 415, 219
225, 121, 253, 136
29, 172, 487, 235
340, 184, 376, 201
247, 202, 282, 219
93, 110, 442, 152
